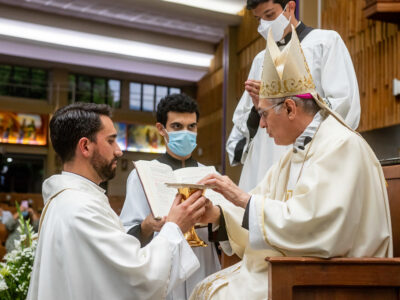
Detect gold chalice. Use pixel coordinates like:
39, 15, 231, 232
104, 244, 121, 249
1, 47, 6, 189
166, 183, 209, 247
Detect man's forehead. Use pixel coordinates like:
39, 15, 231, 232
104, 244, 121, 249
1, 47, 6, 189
99, 115, 117, 135
252, 1, 280, 16
166, 111, 197, 123
259, 98, 275, 107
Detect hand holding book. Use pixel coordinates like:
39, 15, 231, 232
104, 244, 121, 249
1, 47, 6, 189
141, 215, 166, 239
133, 160, 232, 218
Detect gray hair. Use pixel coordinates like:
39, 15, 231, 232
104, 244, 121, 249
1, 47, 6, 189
269, 96, 320, 115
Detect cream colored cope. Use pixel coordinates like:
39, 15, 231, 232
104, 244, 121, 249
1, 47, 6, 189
190, 27, 391, 300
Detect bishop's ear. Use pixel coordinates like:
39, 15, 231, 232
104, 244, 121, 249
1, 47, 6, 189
285, 99, 297, 120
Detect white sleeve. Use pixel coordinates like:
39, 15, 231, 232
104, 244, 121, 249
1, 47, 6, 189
226, 51, 264, 166
248, 198, 274, 250
158, 222, 200, 293
219, 241, 234, 256
119, 169, 152, 232
320, 32, 360, 130
70, 196, 199, 298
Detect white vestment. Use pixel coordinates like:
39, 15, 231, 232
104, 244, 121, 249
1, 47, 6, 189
227, 28, 361, 192
191, 114, 392, 300
28, 172, 200, 300
120, 162, 221, 300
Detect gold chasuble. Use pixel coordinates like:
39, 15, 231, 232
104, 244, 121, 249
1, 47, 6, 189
190, 26, 392, 300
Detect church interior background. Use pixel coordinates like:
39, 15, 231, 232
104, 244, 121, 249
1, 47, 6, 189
0, 0, 399, 260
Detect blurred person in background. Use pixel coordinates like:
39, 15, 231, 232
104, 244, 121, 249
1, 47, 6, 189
5, 200, 39, 252
0, 207, 13, 225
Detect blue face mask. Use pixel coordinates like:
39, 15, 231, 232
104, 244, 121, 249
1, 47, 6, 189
22, 211, 29, 218
166, 130, 197, 157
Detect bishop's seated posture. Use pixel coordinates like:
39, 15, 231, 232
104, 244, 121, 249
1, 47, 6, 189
190, 27, 393, 300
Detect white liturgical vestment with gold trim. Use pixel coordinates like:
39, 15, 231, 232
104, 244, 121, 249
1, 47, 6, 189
190, 115, 392, 300
28, 172, 200, 300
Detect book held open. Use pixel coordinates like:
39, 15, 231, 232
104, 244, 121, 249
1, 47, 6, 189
133, 160, 230, 218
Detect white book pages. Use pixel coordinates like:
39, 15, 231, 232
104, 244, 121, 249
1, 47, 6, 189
173, 166, 230, 206
134, 160, 233, 218
134, 160, 177, 218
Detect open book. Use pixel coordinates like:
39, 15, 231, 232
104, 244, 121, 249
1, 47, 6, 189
134, 160, 230, 218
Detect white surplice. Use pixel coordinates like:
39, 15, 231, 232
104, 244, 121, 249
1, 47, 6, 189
227, 28, 361, 192
28, 172, 200, 300
119, 162, 221, 300
191, 114, 392, 300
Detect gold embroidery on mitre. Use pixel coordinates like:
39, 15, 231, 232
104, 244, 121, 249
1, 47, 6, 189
260, 74, 315, 98
260, 25, 317, 99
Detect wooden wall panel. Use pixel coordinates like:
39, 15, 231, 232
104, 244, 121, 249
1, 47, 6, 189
209, 41, 224, 74
198, 15, 264, 172
236, 9, 265, 100
196, 121, 222, 167
237, 8, 262, 53
195, 41, 224, 169
322, 0, 400, 132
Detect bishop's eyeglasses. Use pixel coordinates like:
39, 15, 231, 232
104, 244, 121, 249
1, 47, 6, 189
257, 101, 285, 120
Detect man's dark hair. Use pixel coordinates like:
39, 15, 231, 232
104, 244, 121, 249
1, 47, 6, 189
50, 102, 112, 163
156, 93, 200, 127
247, 0, 291, 10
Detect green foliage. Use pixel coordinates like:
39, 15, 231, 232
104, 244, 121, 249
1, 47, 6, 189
0, 202, 37, 300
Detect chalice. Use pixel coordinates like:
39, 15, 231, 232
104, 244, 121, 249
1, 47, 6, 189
165, 183, 209, 247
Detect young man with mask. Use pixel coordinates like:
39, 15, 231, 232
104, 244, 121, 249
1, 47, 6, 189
227, 0, 361, 192
120, 93, 221, 300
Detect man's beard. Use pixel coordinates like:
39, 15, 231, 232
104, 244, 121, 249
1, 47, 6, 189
91, 149, 118, 182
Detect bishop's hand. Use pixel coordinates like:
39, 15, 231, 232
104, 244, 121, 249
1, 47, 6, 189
166, 190, 206, 233
199, 174, 251, 209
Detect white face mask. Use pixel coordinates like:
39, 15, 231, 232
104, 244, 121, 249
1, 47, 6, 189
257, 6, 291, 42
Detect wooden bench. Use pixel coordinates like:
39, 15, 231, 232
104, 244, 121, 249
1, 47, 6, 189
0, 223, 7, 259
266, 163, 400, 299
0, 193, 44, 212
